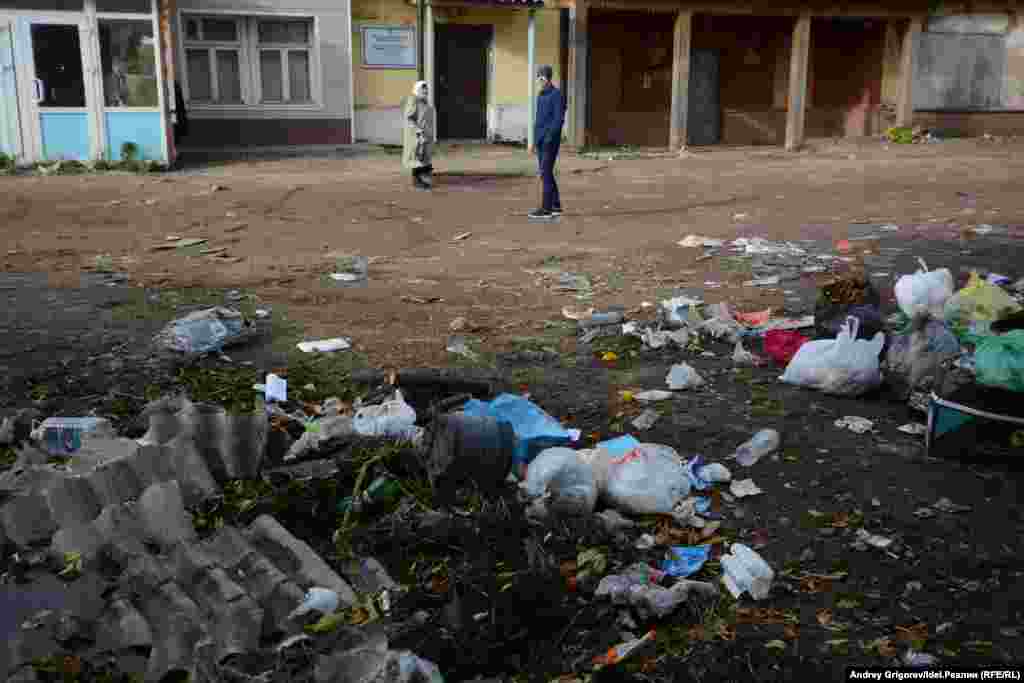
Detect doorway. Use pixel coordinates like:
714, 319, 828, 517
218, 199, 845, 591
687, 48, 720, 145
434, 24, 490, 140
20, 17, 99, 161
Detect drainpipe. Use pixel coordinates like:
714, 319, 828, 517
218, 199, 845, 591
417, 0, 425, 81
527, 7, 536, 148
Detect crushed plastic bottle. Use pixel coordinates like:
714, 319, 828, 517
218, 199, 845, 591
733, 429, 781, 467
34, 417, 115, 455
287, 587, 340, 619
720, 543, 774, 600
154, 306, 251, 355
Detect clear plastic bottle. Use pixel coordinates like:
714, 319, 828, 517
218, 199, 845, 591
734, 429, 781, 466
720, 543, 774, 600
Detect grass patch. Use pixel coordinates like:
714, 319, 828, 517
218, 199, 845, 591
592, 334, 643, 360
110, 287, 231, 324
750, 386, 787, 418
1, 445, 17, 470
175, 365, 262, 413
605, 272, 626, 291
510, 367, 546, 387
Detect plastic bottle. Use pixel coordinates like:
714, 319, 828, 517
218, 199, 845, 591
734, 429, 781, 466
337, 476, 404, 514
37, 417, 115, 455
720, 543, 774, 600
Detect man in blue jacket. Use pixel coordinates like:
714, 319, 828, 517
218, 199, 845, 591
527, 65, 564, 220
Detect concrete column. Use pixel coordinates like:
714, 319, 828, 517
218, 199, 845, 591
896, 16, 922, 127
567, 0, 589, 149
527, 8, 536, 148
425, 2, 436, 141
669, 9, 693, 150
784, 13, 811, 152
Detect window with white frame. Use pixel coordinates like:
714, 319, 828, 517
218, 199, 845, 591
181, 14, 316, 106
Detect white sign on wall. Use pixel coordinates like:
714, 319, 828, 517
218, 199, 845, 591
926, 14, 1010, 35
361, 25, 416, 69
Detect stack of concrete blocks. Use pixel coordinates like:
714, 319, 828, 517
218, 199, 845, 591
0, 396, 384, 682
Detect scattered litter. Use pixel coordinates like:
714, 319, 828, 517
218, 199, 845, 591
898, 423, 928, 436
734, 429, 781, 467
732, 237, 806, 256
895, 259, 954, 318
297, 338, 351, 353
523, 447, 598, 516
154, 306, 253, 355
697, 462, 732, 484
835, 416, 874, 434
463, 393, 578, 470
596, 564, 717, 619
254, 307, 270, 317
151, 237, 207, 251
678, 235, 724, 248
640, 327, 690, 350
661, 296, 704, 326
729, 478, 763, 498
764, 330, 810, 366
446, 336, 477, 360
663, 545, 711, 577
635, 390, 674, 403
735, 309, 772, 327
593, 630, 657, 670
667, 363, 705, 390
562, 306, 596, 321
330, 273, 362, 282
330, 254, 369, 285
973, 224, 995, 235
744, 276, 781, 287
400, 295, 444, 304
903, 651, 939, 668
604, 443, 691, 515
879, 224, 900, 232
986, 273, 1011, 286
353, 390, 421, 442
780, 317, 885, 396
933, 497, 971, 514
635, 534, 656, 550
733, 213, 749, 221
732, 340, 758, 366
451, 232, 473, 242
35, 417, 114, 456
288, 587, 340, 619
855, 529, 894, 549
720, 543, 774, 600
265, 373, 287, 403
632, 409, 660, 431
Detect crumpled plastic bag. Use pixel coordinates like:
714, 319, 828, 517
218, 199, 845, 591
604, 443, 691, 515
154, 306, 253, 355
764, 330, 810, 366
523, 447, 598, 516
353, 390, 421, 442
667, 362, 705, 390
462, 393, 576, 468
894, 259, 954, 319
886, 314, 961, 394
975, 330, 1024, 392
779, 317, 885, 396
944, 271, 1022, 339
595, 563, 718, 619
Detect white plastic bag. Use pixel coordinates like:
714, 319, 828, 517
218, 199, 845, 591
779, 317, 884, 396
894, 258, 954, 319
523, 447, 597, 516
667, 362, 706, 390
604, 444, 691, 515
353, 390, 419, 440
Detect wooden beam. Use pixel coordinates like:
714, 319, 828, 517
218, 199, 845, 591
568, 0, 589, 148
528, 8, 537, 148
669, 9, 693, 150
784, 13, 811, 151
896, 16, 923, 127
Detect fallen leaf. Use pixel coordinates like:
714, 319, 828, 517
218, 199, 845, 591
895, 623, 929, 644
765, 640, 787, 651
817, 609, 834, 626
836, 598, 861, 609
452, 232, 473, 242
865, 638, 898, 657
401, 295, 444, 304
431, 575, 449, 594
783, 624, 800, 640
717, 624, 736, 641
735, 608, 790, 625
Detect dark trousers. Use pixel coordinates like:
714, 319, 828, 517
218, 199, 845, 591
536, 141, 561, 211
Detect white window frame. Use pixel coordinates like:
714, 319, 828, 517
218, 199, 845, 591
177, 9, 322, 113
95, 12, 162, 111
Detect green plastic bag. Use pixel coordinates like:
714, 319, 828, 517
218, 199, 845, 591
944, 271, 1021, 343
975, 330, 1024, 392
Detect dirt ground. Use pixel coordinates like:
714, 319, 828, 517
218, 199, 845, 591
2, 137, 1024, 680
3, 136, 1024, 369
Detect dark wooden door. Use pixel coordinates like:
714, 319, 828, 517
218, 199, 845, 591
687, 48, 721, 146
435, 24, 490, 140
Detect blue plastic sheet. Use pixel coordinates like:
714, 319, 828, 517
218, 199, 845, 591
663, 545, 711, 578
462, 393, 577, 467
595, 434, 642, 458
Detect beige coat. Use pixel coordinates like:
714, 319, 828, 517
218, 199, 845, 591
401, 95, 435, 171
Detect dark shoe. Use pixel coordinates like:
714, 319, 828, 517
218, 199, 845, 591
528, 209, 555, 220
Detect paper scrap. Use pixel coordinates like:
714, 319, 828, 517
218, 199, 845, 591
730, 478, 763, 498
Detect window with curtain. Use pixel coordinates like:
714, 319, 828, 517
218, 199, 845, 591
181, 14, 315, 106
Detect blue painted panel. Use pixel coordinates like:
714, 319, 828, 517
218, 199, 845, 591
104, 111, 165, 163
39, 112, 90, 161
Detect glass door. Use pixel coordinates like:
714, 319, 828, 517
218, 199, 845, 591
0, 22, 22, 161
21, 17, 98, 161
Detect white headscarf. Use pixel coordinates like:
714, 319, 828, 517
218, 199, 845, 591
413, 80, 428, 99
